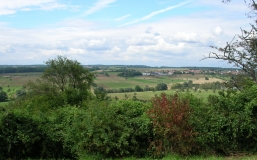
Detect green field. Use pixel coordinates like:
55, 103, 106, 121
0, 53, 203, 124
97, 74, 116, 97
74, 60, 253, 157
94, 72, 224, 101
94, 72, 221, 89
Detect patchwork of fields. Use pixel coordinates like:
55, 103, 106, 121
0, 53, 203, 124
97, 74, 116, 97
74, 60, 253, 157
0, 71, 224, 102
94, 72, 223, 89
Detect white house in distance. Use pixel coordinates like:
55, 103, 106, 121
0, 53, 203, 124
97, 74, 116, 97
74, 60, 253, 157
142, 72, 151, 76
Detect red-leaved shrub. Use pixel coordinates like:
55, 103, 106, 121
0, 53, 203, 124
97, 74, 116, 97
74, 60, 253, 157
147, 93, 197, 156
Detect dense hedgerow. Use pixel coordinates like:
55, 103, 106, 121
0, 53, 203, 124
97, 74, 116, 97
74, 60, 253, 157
0, 108, 74, 159
1, 84, 257, 159
194, 85, 257, 155
56, 100, 152, 158
0, 99, 152, 159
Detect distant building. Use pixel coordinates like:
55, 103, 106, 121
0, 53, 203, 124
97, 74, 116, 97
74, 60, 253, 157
142, 72, 151, 76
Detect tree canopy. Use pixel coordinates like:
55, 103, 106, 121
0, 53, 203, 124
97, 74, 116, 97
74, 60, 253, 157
42, 55, 93, 91
27, 56, 94, 107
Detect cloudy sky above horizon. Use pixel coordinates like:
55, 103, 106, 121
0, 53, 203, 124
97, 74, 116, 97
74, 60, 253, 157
0, 0, 253, 67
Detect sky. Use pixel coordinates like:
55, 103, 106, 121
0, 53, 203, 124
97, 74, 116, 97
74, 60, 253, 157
0, 0, 254, 67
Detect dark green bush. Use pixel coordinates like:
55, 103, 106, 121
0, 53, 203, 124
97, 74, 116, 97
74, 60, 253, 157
56, 100, 152, 158
193, 85, 257, 155
0, 109, 74, 159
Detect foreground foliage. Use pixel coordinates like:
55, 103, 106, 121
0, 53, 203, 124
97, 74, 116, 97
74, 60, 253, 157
2, 84, 257, 159
2, 56, 257, 159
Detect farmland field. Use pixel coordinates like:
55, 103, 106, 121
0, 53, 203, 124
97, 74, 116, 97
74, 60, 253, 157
94, 72, 224, 101
0, 71, 225, 103
94, 72, 223, 89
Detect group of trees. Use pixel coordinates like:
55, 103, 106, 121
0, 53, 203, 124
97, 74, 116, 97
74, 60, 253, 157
171, 80, 225, 91
117, 69, 142, 77
0, 66, 46, 73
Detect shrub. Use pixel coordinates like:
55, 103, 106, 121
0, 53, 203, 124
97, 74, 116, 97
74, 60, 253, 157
147, 93, 198, 157
193, 85, 257, 155
0, 109, 74, 159
57, 100, 152, 158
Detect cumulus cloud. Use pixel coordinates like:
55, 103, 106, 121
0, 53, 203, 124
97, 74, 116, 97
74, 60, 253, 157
126, 36, 158, 46
0, 0, 252, 66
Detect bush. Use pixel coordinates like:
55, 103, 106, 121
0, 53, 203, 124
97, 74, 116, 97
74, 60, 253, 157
147, 93, 198, 157
0, 109, 74, 159
57, 100, 152, 158
193, 85, 257, 155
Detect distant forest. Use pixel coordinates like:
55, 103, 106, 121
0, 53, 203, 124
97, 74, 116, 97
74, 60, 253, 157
0, 64, 239, 74
0, 66, 101, 73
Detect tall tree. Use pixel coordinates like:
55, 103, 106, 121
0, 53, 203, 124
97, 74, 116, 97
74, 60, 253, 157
27, 56, 94, 107
42, 56, 93, 91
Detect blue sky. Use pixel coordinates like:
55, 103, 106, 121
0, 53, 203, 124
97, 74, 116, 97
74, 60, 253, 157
0, 0, 253, 66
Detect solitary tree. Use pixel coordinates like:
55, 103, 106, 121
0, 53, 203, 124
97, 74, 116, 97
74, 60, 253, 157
42, 55, 93, 91
27, 56, 94, 107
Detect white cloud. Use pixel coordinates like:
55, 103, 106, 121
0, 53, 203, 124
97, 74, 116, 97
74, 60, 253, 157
119, 1, 192, 27
84, 0, 116, 16
0, 0, 253, 66
0, 0, 67, 16
115, 14, 131, 21
126, 36, 158, 46
214, 26, 223, 35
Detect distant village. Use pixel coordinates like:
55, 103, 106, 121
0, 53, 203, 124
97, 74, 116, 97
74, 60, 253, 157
141, 69, 242, 76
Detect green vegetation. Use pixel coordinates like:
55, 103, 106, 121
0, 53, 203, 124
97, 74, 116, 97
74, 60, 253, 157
1, 54, 257, 159
117, 69, 142, 77
2, 0, 257, 158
